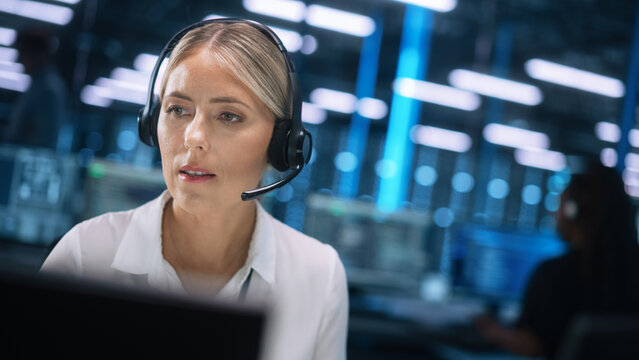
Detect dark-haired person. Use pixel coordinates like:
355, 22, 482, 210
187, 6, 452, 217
41, 20, 348, 360
475, 160, 639, 359
4, 28, 68, 148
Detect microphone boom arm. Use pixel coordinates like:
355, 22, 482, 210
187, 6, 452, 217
241, 165, 303, 201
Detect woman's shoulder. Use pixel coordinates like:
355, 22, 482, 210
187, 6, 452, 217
68, 207, 137, 241
42, 195, 165, 273
64, 192, 166, 245
258, 207, 342, 272
45, 207, 138, 262
271, 215, 336, 255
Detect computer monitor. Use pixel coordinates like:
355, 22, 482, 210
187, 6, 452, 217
0, 266, 266, 359
304, 193, 431, 295
449, 224, 566, 303
82, 158, 166, 220
0, 145, 78, 246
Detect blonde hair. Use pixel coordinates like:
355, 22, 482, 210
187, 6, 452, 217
159, 22, 290, 121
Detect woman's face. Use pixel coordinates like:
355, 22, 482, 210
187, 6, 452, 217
157, 47, 275, 214
556, 191, 580, 247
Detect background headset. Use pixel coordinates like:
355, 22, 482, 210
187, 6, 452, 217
563, 199, 579, 220
138, 18, 312, 201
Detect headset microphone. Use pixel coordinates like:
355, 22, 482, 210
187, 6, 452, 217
242, 166, 302, 201
138, 18, 312, 201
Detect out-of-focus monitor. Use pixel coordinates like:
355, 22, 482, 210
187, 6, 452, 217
304, 193, 431, 295
449, 224, 566, 303
0, 145, 78, 246
83, 158, 166, 220
0, 266, 266, 359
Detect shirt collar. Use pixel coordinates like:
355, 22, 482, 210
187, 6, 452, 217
247, 201, 277, 285
110, 190, 276, 286
111, 190, 171, 275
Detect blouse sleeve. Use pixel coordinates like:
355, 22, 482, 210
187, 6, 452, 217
312, 247, 349, 360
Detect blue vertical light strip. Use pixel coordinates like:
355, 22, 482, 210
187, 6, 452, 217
376, 5, 432, 211
472, 21, 513, 216
338, 10, 384, 199
616, 0, 639, 173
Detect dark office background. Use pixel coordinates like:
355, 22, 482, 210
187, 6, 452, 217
1, 0, 638, 359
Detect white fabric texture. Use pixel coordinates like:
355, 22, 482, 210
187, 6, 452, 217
41, 190, 348, 360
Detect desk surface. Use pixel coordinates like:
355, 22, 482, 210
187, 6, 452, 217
0, 237, 49, 272
347, 289, 529, 360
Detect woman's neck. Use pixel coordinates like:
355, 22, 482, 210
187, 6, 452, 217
161, 197, 256, 290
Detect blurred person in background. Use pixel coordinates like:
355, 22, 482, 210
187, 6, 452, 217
40, 19, 348, 360
475, 160, 639, 360
3, 27, 68, 149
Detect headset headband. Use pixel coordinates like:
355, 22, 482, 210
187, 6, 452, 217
144, 18, 297, 116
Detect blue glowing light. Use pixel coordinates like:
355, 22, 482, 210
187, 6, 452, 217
544, 192, 560, 212
487, 178, 510, 199
338, 11, 385, 198
522, 184, 542, 205
433, 207, 455, 227
375, 159, 398, 179
452, 172, 474, 193
414, 165, 437, 186
377, 5, 433, 211
117, 130, 137, 151
334, 151, 358, 173
547, 174, 569, 194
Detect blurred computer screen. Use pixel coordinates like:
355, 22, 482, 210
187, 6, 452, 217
304, 192, 431, 295
0, 145, 78, 246
82, 158, 166, 220
449, 223, 566, 303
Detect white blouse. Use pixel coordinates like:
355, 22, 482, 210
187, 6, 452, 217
41, 190, 349, 360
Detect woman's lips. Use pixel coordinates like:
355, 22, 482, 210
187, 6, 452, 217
179, 165, 215, 183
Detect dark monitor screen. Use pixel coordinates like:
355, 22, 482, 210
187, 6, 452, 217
0, 267, 266, 359
450, 224, 567, 302
0, 157, 14, 206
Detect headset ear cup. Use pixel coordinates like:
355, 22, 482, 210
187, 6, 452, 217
137, 107, 151, 146
268, 120, 290, 171
149, 97, 161, 147
563, 199, 579, 220
137, 95, 161, 147
287, 129, 311, 169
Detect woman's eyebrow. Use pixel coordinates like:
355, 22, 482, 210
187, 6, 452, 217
209, 96, 250, 109
164, 92, 251, 109
164, 91, 192, 101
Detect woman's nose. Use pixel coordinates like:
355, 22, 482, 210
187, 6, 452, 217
184, 113, 210, 151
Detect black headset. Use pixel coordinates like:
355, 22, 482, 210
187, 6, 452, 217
138, 18, 312, 201
563, 199, 579, 220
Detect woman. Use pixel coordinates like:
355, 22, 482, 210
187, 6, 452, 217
41, 19, 348, 360
475, 160, 639, 359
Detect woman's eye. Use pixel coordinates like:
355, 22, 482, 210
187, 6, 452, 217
167, 106, 186, 116
219, 112, 241, 123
